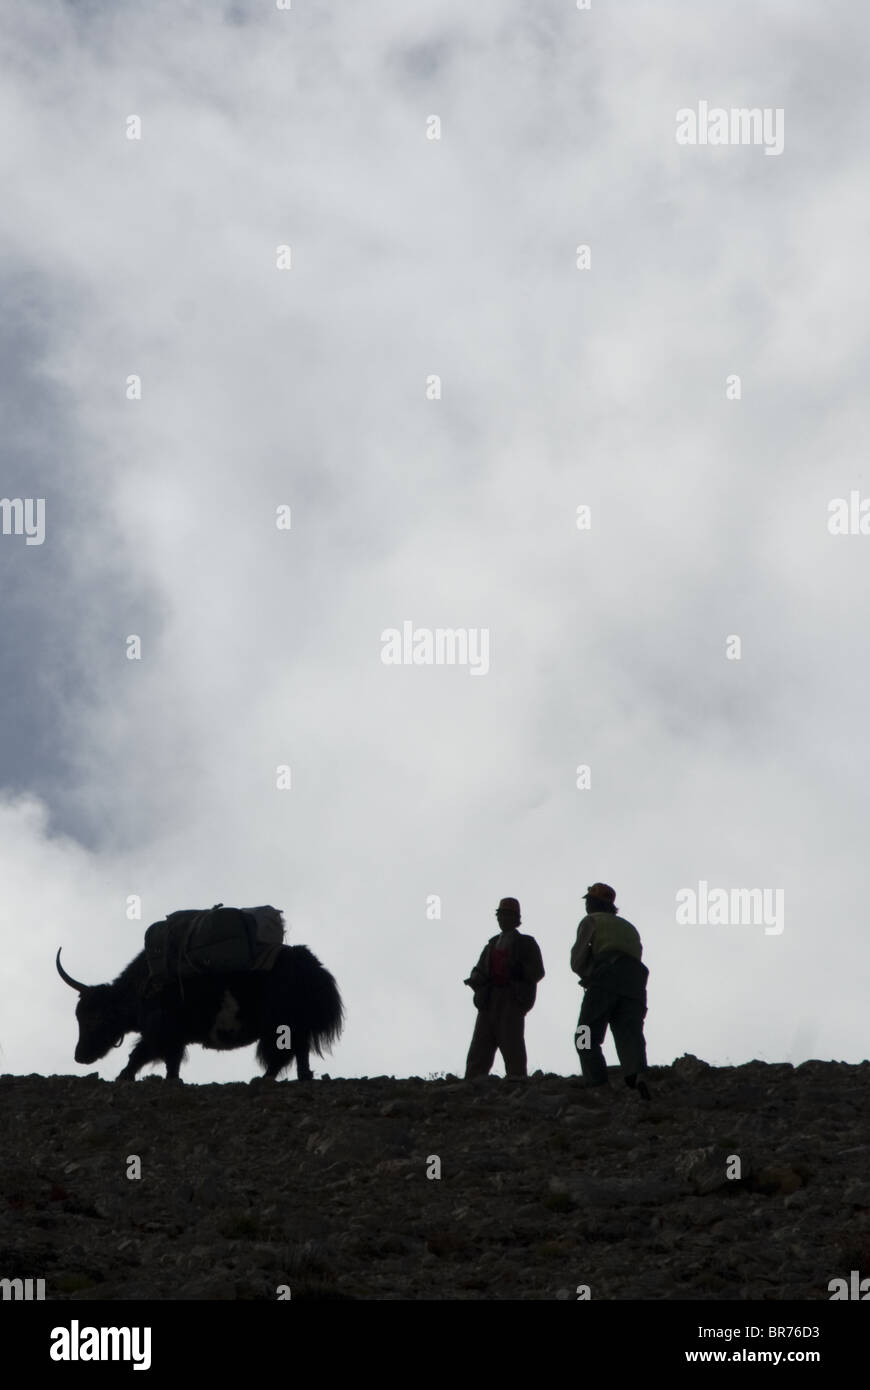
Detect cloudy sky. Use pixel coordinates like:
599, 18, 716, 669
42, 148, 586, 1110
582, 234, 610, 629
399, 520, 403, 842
1, 0, 867, 1083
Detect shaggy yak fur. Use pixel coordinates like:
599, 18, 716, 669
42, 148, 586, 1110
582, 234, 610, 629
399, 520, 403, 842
57, 944, 344, 1081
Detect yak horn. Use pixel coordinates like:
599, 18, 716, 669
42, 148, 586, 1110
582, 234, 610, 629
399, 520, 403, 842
56, 948, 87, 992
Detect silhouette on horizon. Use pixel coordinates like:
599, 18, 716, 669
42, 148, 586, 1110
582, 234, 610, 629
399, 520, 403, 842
463, 897, 545, 1080
571, 882, 650, 1100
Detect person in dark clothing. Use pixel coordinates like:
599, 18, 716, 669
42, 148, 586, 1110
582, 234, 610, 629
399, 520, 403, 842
571, 882, 650, 1099
464, 897, 545, 1079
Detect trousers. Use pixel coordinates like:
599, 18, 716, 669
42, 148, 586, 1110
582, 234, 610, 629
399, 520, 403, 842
465, 987, 529, 1077
576, 953, 648, 1085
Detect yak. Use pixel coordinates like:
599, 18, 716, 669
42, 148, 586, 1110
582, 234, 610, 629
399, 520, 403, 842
56, 942, 344, 1082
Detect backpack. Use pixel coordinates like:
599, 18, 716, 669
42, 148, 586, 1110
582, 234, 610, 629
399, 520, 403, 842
144, 904, 285, 987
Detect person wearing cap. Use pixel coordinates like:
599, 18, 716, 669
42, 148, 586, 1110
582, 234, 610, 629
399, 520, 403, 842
571, 883, 650, 1099
463, 897, 545, 1079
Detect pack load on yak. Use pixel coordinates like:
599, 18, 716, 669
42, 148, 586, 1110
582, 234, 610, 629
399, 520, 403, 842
143, 904, 285, 987
56, 908, 344, 1081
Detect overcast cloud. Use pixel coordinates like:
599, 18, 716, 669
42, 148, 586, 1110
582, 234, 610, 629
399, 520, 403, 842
1, 0, 868, 1082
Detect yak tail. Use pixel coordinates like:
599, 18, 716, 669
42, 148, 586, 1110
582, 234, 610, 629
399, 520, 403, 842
279, 945, 344, 1057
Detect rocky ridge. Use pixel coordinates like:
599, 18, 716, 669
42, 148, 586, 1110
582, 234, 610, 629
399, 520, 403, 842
1, 1055, 868, 1300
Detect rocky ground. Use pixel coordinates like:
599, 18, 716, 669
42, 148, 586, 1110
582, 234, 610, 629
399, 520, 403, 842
1, 1054, 868, 1300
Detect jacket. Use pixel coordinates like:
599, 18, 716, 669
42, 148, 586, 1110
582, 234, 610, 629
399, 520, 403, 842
571, 912, 643, 983
465, 929, 545, 1013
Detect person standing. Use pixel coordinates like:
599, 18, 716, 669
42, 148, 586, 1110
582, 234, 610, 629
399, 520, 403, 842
571, 882, 650, 1099
464, 897, 545, 1079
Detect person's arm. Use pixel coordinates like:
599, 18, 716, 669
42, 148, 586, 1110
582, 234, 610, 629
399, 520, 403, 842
570, 917, 595, 978
522, 938, 545, 983
464, 943, 490, 988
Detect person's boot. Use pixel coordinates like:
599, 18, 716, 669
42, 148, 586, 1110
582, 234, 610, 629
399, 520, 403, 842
625, 1072, 651, 1101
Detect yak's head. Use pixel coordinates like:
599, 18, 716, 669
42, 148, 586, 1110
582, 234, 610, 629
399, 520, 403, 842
56, 950, 128, 1064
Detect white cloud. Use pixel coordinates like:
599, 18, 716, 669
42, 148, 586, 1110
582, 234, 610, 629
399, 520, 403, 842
1, 0, 867, 1082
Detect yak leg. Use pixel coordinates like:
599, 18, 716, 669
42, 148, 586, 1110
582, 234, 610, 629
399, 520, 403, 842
259, 1027, 311, 1080
116, 1037, 160, 1081
164, 1044, 186, 1081
116, 1033, 185, 1082
293, 1030, 313, 1081
259, 1036, 291, 1079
